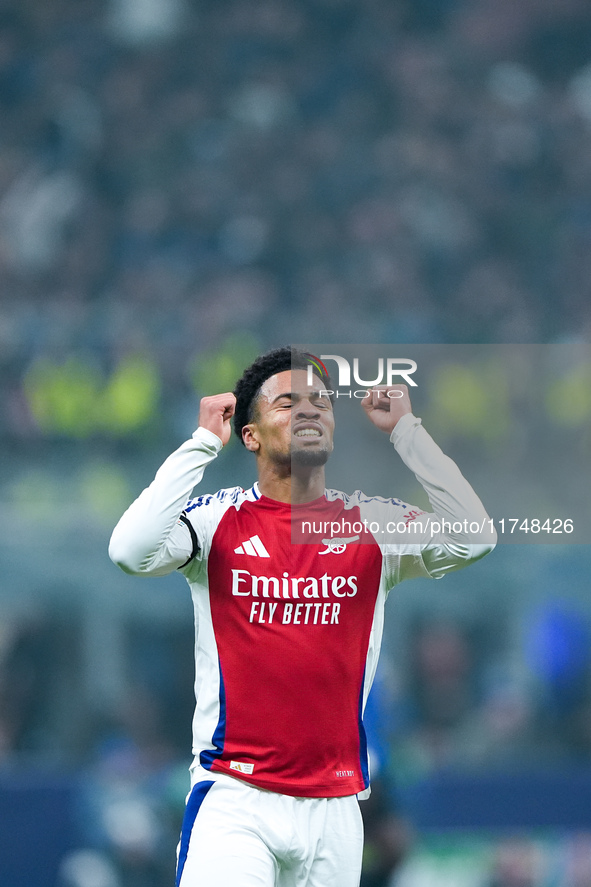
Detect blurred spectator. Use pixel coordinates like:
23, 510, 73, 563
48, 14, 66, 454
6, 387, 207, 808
525, 601, 591, 757
562, 834, 591, 887
398, 620, 476, 769
487, 838, 544, 887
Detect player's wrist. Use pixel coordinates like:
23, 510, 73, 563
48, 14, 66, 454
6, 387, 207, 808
192, 426, 224, 451
389, 412, 421, 446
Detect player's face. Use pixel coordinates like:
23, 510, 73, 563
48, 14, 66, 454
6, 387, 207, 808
245, 369, 335, 467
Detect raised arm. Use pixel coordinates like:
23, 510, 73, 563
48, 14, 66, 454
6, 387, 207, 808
361, 385, 496, 579
108, 393, 235, 576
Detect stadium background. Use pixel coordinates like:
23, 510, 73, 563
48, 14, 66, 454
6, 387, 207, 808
1, 0, 591, 884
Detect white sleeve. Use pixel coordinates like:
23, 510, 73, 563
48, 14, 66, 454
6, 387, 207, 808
108, 427, 223, 577
388, 413, 496, 580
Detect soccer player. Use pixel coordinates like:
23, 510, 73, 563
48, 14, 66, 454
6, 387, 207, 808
109, 346, 496, 887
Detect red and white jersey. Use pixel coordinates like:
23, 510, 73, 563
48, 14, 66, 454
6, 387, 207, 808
109, 414, 495, 799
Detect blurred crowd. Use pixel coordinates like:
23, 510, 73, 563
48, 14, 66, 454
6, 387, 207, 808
2, 0, 591, 444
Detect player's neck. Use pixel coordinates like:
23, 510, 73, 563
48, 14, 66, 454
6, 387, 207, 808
257, 465, 325, 504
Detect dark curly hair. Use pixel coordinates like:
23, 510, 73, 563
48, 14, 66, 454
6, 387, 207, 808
233, 347, 333, 445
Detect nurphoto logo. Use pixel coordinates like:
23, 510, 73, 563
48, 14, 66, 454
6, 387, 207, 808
305, 354, 418, 398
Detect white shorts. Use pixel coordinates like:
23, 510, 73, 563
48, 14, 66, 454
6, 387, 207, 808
175, 764, 364, 887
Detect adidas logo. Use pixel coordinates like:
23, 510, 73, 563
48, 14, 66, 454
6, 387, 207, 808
234, 535, 270, 558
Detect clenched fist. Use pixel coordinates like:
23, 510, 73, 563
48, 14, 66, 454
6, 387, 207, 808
198, 393, 236, 446
361, 385, 412, 434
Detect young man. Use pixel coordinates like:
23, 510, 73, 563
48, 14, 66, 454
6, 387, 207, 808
109, 346, 495, 887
